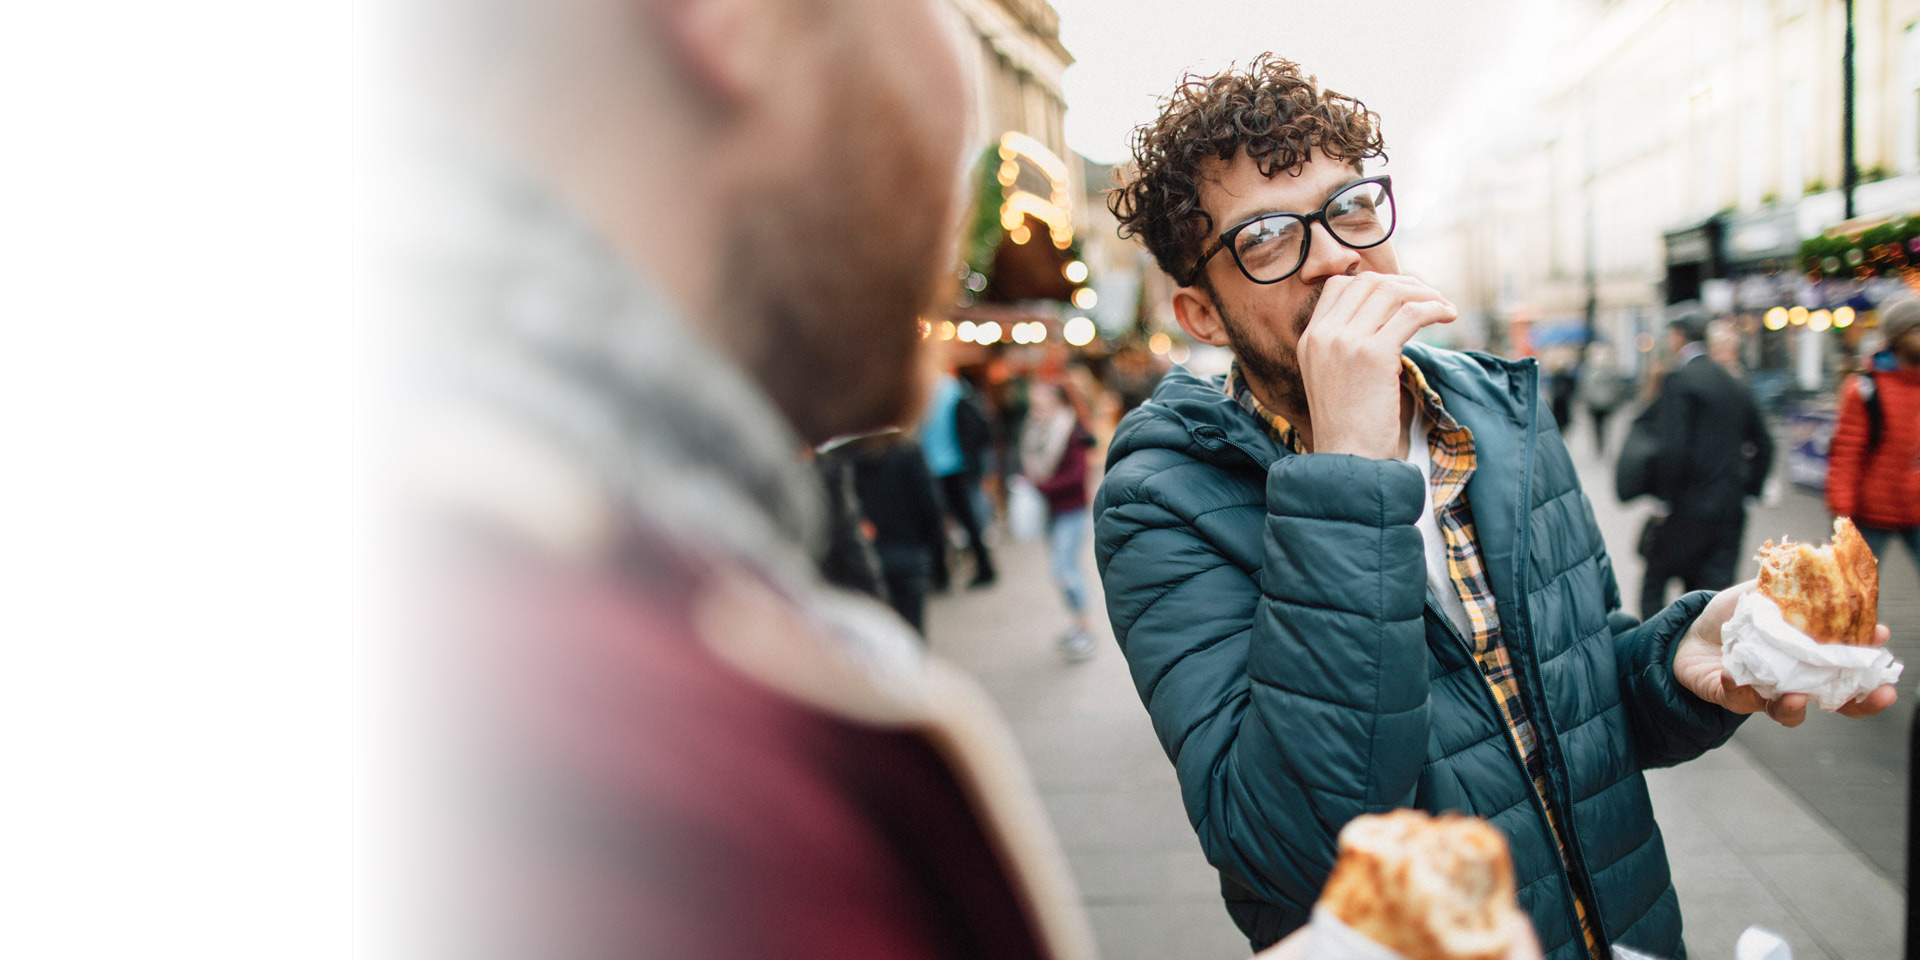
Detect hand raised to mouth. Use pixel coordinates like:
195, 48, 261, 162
1295, 272, 1456, 459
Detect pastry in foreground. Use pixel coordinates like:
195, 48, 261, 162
1755, 517, 1879, 645
1318, 809, 1523, 960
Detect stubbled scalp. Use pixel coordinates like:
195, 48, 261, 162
1756, 517, 1880, 645
1108, 54, 1385, 286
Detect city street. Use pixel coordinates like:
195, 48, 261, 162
927, 414, 1909, 960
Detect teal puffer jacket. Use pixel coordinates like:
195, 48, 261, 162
1094, 343, 1743, 959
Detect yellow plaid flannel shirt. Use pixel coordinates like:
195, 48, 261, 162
1228, 359, 1605, 960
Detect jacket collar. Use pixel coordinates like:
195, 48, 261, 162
1110, 342, 1537, 472
1107, 342, 1542, 611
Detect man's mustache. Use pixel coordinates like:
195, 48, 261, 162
1294, 288, 1320, 337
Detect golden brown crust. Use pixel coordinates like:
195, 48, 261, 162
1756, 517, 1880, 645
1318, 810, 1520, 960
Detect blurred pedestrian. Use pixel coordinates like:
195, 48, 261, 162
1640, 311, 1774, 618
813, 442, 886, 600
411, 0, 1096, 957
1576, 342, 1631, 456
1548, 352, 1578, 431
922, 369, 997, 588
1021, 380, 1097, 662
1707, 317, 1744, 373
1827, 299, 1920, 572
850, 432, 947, 634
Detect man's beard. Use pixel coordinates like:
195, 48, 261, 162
1214, 285, 1315, 417
712, 60, 953, 445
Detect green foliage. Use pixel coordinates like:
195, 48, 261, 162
963, 146, 1005, 282
1799, 215, 1920, 278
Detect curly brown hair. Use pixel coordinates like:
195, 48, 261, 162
1109, 55, 1386, 287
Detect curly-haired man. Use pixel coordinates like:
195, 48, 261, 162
1093, 56, 1896, 960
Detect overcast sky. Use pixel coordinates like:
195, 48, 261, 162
1050, 0, 1533, 168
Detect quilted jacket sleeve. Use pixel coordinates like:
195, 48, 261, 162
1607, 583, 1744, 768
1097, 449, 1431, 925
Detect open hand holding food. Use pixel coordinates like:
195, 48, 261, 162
1673, 519, 1901, 726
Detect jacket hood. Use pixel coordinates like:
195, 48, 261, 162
1106, 341, 1539, 471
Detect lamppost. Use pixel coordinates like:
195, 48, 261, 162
1843, 0, 1858, 219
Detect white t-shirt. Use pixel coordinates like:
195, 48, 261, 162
1403, 407, 1472, 638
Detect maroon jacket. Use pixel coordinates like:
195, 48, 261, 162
1031, 423, 1093, 516
431, 513, 1069, 960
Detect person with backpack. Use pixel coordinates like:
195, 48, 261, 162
1828, 299, 1920, 568
1638, 311, 1774, 618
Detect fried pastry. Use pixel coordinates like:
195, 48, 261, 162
1318, 810, 1521, 960
1755, 517, 1879, 646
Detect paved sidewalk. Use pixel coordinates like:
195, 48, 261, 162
926, 422, 1906, 960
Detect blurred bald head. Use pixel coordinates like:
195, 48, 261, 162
440, 0, 970, 443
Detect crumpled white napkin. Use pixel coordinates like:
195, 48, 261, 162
1303, 906, 1408, 960
1720, 591, 1903, 712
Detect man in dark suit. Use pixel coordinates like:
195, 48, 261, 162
1641, 311, 1775, 618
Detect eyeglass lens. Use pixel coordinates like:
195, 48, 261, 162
1231, 180, 1395, 282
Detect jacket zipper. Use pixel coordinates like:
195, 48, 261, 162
1508, 362, 1610, 955
1428, 600, 1598, 958
1217, 380, 1606, 951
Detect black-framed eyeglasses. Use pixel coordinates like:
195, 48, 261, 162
1185, 175, 1396, 287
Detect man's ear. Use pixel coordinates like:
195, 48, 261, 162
1172, 285, 1231, 348
654, 0, 775, 107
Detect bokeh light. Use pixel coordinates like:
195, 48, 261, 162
1062, 316, 1096, 346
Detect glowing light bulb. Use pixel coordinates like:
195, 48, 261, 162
1149, 333, 1172, 355
1763, 307, 1788, 330
1788, 305, 1810, 326
1072, 287, 1098, 310
1809, 309, 1833, 331
976, 321, 1003, 344
1063, 260, 1089, 284
1834, 306, 1856, 328
957, 320, 977, 342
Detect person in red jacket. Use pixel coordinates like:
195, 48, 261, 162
1021, 379, 1099, 661
1828, 300, 1920, 567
